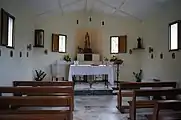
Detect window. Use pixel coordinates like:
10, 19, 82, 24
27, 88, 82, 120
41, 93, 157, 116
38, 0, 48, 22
110, 36, 127, 54
110, 36, 119, 53
52, 34, 67, 53
59, 35, 66, 53
169, 20, 181, 51
1, 8, 15, 48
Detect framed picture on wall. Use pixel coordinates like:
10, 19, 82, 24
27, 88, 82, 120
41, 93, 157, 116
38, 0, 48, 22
34, 29, 44, 47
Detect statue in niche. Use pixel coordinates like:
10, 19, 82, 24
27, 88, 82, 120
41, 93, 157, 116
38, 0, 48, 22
137, 37, 142, 48
84, 32, 90, 49
83, 32, 92, 53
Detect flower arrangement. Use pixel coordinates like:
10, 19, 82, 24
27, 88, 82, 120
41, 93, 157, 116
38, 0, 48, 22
104, 57, 109, 61
133, 69, 143, 82
110, 55, 117, 62
63, 54, 71, 62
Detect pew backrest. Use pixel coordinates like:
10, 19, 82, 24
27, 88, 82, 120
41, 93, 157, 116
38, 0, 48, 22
0, 114, 68, 120
133, 88, 181, 98
0, 96, 72, 120
0, 96, 71, 107
13, 81, 73, 87
119, 82, 177, 90
0, 87, 73, 96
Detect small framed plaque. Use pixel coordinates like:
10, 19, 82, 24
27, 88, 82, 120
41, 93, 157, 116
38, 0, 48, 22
34, 29, 44, 47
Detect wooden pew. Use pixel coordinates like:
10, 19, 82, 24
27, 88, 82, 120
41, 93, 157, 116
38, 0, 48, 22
13, 81, 74, 110
147, 100, 181, 120
0, 96, 72, 120
13, 81, 73, 87
117, 82, 177, 113
0, 87, 73, 111
129, 88, 181, 120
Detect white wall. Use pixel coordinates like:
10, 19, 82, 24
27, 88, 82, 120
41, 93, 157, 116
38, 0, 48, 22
0, 1, 34, 86
34, 12, 143, 81
4, 0, 179, 84
0, 0, 143, 84
141, 1, 181, 85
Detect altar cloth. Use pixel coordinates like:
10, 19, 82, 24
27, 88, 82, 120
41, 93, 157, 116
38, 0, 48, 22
68, 65, 114, 85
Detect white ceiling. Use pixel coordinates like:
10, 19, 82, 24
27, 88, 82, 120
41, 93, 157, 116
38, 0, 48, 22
1, 0, 176, 21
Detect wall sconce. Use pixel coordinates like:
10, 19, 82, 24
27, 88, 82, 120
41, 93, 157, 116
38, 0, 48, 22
148, 47, 153, 53
101, 21, 105, 26
129, 49, 132, 54
172, 53, 176, 59
77, 20, 79, 24
160, 53, 163, 59
89, 17, 92, 22
10, 50, 13, 57
44, 49, 48, 55
27, 44, 32, 51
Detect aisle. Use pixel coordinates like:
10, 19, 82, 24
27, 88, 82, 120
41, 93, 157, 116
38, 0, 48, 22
73, 95, 128, 120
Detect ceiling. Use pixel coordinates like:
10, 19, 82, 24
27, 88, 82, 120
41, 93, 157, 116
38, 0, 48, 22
1, 0, 176, 21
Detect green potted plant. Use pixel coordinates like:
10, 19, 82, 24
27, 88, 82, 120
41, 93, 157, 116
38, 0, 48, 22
104, 57, 109, 61
63, 54, 71, 62
110, 55, 117, 62
133, 69, 143, 82
103, 57, 109, 65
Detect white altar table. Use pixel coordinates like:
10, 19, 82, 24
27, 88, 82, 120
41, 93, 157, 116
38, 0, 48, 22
68, 65, 114, 85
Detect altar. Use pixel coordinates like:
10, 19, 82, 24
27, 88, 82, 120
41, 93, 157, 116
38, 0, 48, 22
68, 65, 114, 86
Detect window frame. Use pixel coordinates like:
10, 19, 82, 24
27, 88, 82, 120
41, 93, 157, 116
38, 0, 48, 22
110, 36, 120, 54
58, 34, 67, 53
169, 20, 181, 52
1, 8, 15, 49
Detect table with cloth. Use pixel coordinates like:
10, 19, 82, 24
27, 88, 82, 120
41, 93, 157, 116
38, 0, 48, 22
68, 65, 114, 88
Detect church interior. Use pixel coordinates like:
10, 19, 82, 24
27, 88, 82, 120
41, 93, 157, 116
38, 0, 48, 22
0, 0, 181, 120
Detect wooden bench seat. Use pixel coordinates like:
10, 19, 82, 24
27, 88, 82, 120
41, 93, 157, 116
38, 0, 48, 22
146, 100, 181, 120
129, 89, 181, 120
128, 100, 155, 108
117, 81, 177, 113
0, 96, 72, 120
121, 91, 133, 97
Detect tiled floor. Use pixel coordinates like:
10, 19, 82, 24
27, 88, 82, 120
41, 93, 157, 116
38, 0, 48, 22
73, 84, 149, 120
74, 95, 129, 120
74, 95, 149, 120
